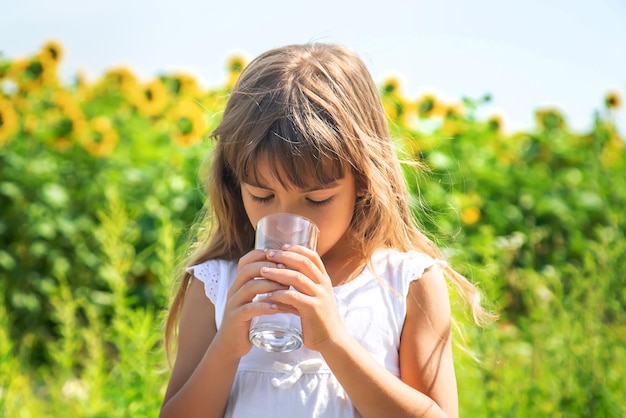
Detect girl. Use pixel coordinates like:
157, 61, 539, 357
160, 43, 492, 418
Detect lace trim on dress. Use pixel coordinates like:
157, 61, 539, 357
405, 258, 449, 283
186, 261, 220, 304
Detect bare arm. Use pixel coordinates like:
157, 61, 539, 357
159, 278, 239, 418
316, 266, 455, 417
261, 248, 457, 417
399, 266, 458, 416
160, 251, 287, 418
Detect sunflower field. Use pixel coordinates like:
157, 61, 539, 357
1, 41, 625, 417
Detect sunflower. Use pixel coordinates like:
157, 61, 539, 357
38, 40, 63, 68
80, 116, 119, 157
416, 94, 440, 118
0, 98, 19, 145
380, 78, 407, 123
98, 67, 140, 99
487, 115, 503, 133
226, 55, 247, 89
535, 108, 565, 131
53, 90, 85, 127
604, 91, 621, 109
44, 90, 87, 150
597, 119, 625, 167
167, 73, 201, 98
132, 78, 168, 117
440, 104, 466, 136
11, 44, 61, 92
381, 77, 401, 96
167, 99, 208, 146
9, 58, 48, 92
442, 104, 463, 121
384, 97, 417, 128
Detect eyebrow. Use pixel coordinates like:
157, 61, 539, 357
243, 179, 341, 192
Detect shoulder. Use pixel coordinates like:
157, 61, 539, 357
186, 259, 238, 304
371, 248, 447, 294
400, 262, 457, 415
186, 258, 238, 278
373, 248, 445, 276
406, 264, 449, 314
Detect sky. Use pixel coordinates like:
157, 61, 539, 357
2, 0, 625, 134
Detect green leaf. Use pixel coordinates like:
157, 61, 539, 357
41, 183, 69, 208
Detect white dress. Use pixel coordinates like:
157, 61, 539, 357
187, 248, 445, 418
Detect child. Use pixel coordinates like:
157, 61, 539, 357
160, 43, 493, 418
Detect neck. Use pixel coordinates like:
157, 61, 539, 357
321, 237, 367, 287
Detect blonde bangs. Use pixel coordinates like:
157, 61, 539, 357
217, 66, 350, 190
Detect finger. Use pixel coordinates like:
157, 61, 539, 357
231, 250, 267, 290
282, 245, 326, 273
269, 301, 300, 315
232, 277, 289, 305
259, 287, 313, 314
236, 249, 268, 273
240, 298, 280, 319
247, 278, 290, 296
258, 266, 318, 296
265, 248, 326, 285
229, 251, 281, 295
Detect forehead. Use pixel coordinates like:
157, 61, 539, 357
242, 150, 346, 190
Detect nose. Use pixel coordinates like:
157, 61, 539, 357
270, 192, 311, 220
276, 201, 301, 216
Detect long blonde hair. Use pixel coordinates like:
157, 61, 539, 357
164, 43, 493, 360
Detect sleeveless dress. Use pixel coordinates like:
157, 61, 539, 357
187, 248, 446, 418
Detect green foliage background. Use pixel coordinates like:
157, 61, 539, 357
1, 41, 625, 417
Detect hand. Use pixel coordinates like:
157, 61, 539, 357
259, 245, 347, 352
213, 249, 288, 357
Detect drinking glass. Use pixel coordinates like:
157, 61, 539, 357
249, 213, 319, 352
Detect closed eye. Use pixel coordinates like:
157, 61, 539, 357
250, 194, 274, 204
307, 196, 334, 207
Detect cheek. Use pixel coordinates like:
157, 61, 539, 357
241, 194, 262, 229
314, 207, 355, 255
315, 231, 339, 256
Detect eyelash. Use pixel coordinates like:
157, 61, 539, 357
249, 194, 334, 207
250, 195, 273, 204
308, 196, 334, 207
